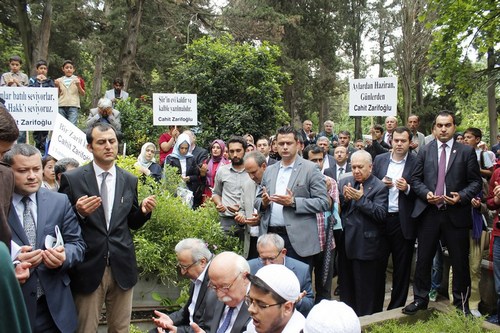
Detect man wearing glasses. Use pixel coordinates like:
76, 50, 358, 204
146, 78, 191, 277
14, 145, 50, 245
151, 238, 217, 332
248, 234, 313, 316
191, 251, 252, 333
245, 264, 305, 333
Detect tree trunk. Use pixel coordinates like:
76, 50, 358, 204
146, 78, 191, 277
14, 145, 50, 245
118, 0, 145, 91
13, 0, 34, 74
487, 47, 497, 144
91, 45, 105, 108
32, 0, 52, 73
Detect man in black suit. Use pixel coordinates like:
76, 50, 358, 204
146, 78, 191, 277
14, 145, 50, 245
191, 252, 252, 333
59, 122, 157, 332
151, 238, 217, 332
324, 146, 351, 182
402, 111, 482, 315
365, 124, 391, 160
338, 150, 388, 316
256, 137, 277, 165
372, 127, 417, 309
299, 120, 316, 148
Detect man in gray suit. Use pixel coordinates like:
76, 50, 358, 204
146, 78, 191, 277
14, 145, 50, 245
256, 126, 329, 267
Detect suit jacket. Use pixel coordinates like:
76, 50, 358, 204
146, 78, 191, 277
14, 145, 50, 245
324, 163, 351, 182
255, 156, 329, 257
86, 107, 121, 131
192, 146, 209, 167
322, 154, 336, 171
166, 155, 205, 207
267, 157, 278, 165
105, 88, 129, 102
410, 139, 482, 226
338, 175, 388, 260
209, 301, 251, 333
240, 179, 259, 258
0, 162, 14, 247
168, 270, 218, 333
8, 188, 85, 332
372, 152, 417, 239
248, 257, 314, 316
365, 140, 390, 160
59, 163, 151, 294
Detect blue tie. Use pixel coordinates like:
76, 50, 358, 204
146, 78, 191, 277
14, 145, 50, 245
217, 307, 235, 333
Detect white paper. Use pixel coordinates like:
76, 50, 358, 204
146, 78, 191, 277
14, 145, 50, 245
44, 225, 65, 249
10, 240, 22, 261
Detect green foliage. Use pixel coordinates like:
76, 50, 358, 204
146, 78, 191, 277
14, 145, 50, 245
366, 310, 485, 333
117, 98, 165, 157
115, 155, 241, 286
170, 34, 290, 146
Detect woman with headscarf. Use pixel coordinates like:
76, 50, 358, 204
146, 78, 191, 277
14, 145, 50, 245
204, 139, 230, 200
135, 142, 162, 182
166, 133, 204, 208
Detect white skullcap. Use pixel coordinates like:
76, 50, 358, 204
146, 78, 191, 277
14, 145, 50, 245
303, 300, 361, 333
250, 264, 300, 302
97, 98, 112, 109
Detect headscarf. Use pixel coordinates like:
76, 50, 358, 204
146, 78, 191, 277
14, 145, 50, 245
170, 133, 193, 160
137, 142, 156, 168
207, 139, 229, 187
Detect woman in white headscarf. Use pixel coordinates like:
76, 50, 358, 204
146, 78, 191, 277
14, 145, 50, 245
166, 133, 205, 208
135, 142, 162, 182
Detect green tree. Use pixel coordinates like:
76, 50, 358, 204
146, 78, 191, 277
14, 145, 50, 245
169, 34, 290, 146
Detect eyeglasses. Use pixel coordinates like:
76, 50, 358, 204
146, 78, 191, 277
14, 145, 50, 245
258, 251, 281, 264
177, 260, 200, 271
245, 295, 285, 310
208, 272, 241, 293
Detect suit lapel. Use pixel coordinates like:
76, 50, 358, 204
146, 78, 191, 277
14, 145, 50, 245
447, 142, 459, 172
84, 164, 107, 231
231, 303, 250, 333
35, 190, 48, 249
8, 203, 30, 245
287, 157, 303, 189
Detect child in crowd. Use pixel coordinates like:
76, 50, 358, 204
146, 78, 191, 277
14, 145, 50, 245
0, 55, 29, 87
29, 60, 55, 154
55, 59, 85, 125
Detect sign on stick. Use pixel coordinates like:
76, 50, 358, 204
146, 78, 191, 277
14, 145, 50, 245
349, 77, 397, 117
153, 93, 197, 126
49, 114, 92, 164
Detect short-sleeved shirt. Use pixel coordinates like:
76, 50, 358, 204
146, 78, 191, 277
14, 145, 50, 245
212, 164, 250, 217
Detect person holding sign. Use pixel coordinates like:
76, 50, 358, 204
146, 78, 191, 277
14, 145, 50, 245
55, 60, 85, 126
159, 125, 181, 165
0, 55, 29, 87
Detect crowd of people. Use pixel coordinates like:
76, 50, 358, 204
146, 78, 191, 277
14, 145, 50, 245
1, 53, 500, 333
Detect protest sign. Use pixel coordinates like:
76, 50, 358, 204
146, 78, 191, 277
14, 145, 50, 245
349, 77, 397, 117
153, 93, 197, 126
49, 114, 92, 164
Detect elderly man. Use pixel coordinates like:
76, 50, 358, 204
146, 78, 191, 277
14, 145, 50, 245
191, 251, 252, 333
299, 120, 316, 147
5, 144, 85, 332
338, 150, 388, 316
151, 238, 217, 333
54, 158, 80, 184
316, 136, 335, 170
256, 126, 329, 266
245, 264, 305, 333
318, 120, 338, 147
86, 97, 122, 131
248, 234, 314, 316
407, 115, 425, 153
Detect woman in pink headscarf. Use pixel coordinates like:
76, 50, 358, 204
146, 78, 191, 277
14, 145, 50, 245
203, 139, 230, 201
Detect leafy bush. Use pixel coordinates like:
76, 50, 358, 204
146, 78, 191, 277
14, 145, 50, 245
116, 156, 241, 287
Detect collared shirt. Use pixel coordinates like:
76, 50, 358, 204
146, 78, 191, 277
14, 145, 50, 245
13, 192, 38, 228
218, 300, 244, 333
188, 264, 209, 323
386, 152, 408, 213
245, 309, 305, 333
93, 161, 117, 226
437, 138, 454, 194
336, 163, 347, 181
316, 175, 338, 251
270, 161, 295, 227
213, 164, 251, 217
0, 71, 29, 87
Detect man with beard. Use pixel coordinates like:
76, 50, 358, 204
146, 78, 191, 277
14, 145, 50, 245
213, 136, 251, 239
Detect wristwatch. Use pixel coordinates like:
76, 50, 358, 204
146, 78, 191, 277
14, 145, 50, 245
290, 197, 296, 208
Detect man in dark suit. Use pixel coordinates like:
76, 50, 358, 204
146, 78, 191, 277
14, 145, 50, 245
365, 124, 391, 160
191, 252, 252, 333
247, 233, 314, 316
316, 136, 336, 171
324, 145, 352, 182
4, 144, 85, 332
402, 111, 482, 315
372, 127, 417, 309
338, 150, 388, 316
299, 120, 317, 147
59, 122, 157, 332
151, 238, 217, 332
256, 137, 277, 165
256, 126, 329, 267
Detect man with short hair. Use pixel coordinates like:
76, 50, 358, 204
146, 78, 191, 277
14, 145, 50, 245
213, 136, 251, 238
299, 120, 316, 147
248, 234, 314, 316
245, 264, 305, 333
324, 146, 351, 182
5, 144, 85, 332
236, 151, 267, 259
373, 127, 417, 309
152, 238, 217, 332
59, 122, 157, 332
354, 139, 365, 150
338, 150, 388, 315
464, 127, 494, 179
256, 137, 277, 165
316, 136, 335, 170
403, 111, 482, 316
407, 115, 425, 153
337, 130, 356, 159
365, 124, 390, 160
104, 78, 129, 106
191, 251, 252, 333
256, 126, 329, 266
318, 120, 338, 147
54, 158, 80, 184
86, 97, 122, 131
383, 116, 398, 147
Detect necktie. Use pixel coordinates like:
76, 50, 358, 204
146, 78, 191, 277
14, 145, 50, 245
217, 307, 235, 333
22, 196, 36, 247
322, 213, 335, 286
101, 172, 110, 228
435, 143, 447, 206
338, 167, 344, 180
387, 132, 392, 146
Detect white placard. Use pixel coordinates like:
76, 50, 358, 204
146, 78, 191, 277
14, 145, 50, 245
48, 114, 92, 164
349, 77, 397, 117
0, 86, 58, 130
153, 93, 197, 126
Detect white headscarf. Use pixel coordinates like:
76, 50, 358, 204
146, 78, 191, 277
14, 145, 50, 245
137, 142, 156, 168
